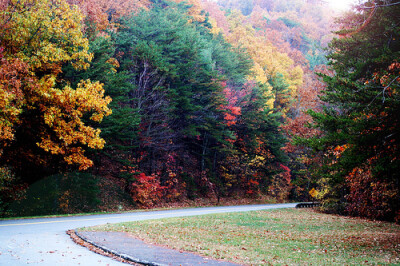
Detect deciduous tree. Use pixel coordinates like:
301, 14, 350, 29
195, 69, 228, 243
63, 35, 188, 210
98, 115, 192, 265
0, 0, 111, 182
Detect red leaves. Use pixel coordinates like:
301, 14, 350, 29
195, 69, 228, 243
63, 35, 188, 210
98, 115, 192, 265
245, 178, 260, 196
230, 106, 241, 116
345, 160, 400, 221
219, 86, 242, 127
130, 172, 166, 208
278, 163, 291, 184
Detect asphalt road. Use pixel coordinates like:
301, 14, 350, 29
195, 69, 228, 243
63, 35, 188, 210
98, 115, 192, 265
0, 203, 297, 265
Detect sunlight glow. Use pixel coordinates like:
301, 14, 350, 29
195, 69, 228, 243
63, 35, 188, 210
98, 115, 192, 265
326, 0, 355, 11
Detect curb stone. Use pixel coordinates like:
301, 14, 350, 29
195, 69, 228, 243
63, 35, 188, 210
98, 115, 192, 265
74, 230, 162, 266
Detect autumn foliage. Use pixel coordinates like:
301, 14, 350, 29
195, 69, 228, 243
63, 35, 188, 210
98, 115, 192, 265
0, 0, 111, 179
130, 172, 165, 208
302, 0, 400, 222
6, 0, 395, 220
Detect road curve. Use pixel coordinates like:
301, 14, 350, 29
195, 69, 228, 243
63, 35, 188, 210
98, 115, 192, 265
0, 203, 297, 265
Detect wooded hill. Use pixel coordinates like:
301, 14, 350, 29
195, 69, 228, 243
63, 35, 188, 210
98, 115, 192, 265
0, 0, 398, 222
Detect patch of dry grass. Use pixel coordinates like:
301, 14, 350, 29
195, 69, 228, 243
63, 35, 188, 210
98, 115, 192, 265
84, 209, 400, 265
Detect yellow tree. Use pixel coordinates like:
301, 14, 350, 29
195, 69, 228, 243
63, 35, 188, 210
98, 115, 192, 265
170, 0, 205, 22
0, 0, 111, 174
225, 10, 303, 110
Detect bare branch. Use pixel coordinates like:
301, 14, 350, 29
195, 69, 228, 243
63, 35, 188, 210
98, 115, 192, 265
360, 1, 400, 9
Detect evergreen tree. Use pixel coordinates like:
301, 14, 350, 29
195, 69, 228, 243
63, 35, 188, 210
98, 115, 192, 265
115, 2, 252, 178
62, 34, 140, 176
303, 0, 400, 221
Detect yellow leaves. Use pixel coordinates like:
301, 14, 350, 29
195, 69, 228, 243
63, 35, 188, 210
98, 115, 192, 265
2, 68, 111, 170
74, 80, 112, 121
169, 0, 205, 22
64, 147, 94, 170
224, 12, 303, 112
106, 57, 120, 73
309, 188, 318, 199
288, 65, 303, 96
43, 106, 60, 127
35, 79, 111, 169
252, 63, 269, 84
249, 155, 265, 167
37, 138, 64, 155
0, 1, 112, 171
0, 57, 29, 145
209, 17, 222, 36
1, 0, 92, 72
314, 177, 332, 201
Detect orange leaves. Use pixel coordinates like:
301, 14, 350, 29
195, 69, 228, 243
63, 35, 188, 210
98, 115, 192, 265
333, 144, 349, 159
72, 0, 150, 33
223, 112, 239, 126
309, 188, 318, 199
230, 106, 241, 116
370, 61, 400, 98
345, 161, 400, 221
130, 172, 165, 208
64, 148, 94, 170
0, 55, 30, 143
388, 62, 400, 71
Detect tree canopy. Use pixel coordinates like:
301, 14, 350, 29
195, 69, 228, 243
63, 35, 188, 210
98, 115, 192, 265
0, 0, 111, 182
3, 0, 397, 222
302, 0, 400, 221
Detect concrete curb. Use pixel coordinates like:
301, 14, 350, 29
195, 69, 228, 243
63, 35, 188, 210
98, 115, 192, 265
74, 230, 165, 266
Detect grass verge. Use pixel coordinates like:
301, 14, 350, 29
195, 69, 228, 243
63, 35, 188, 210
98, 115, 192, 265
83, 209, 400, 265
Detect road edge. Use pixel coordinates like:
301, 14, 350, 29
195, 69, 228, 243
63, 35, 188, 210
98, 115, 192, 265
67, 229, 147, 265
67, 203, 311, 265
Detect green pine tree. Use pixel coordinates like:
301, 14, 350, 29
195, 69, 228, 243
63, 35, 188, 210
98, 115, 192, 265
301, 0, 400, 221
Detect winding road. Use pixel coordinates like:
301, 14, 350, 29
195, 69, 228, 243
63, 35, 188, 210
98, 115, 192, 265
0, 203, 297, 265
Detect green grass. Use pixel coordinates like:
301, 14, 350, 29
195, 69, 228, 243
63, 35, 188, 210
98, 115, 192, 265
83, 209, 400, 265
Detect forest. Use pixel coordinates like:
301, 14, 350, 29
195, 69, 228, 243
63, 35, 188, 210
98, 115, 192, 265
0, 0, 398, 223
